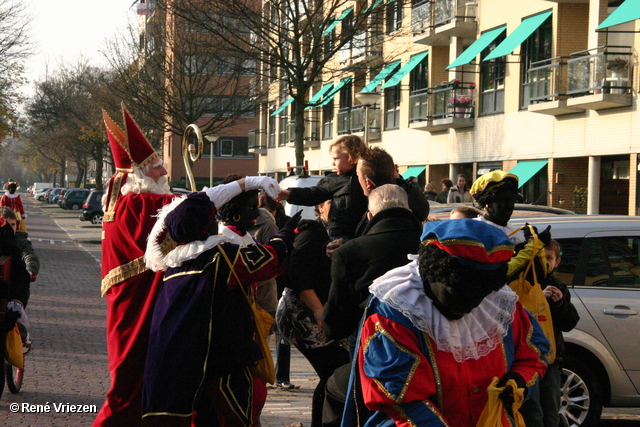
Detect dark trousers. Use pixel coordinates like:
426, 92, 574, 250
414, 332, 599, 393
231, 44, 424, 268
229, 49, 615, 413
298, 345, 349, 427
322, 362, 352, 427
275, 330, 291, 383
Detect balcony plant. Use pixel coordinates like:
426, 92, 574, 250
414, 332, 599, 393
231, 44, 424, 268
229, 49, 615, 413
450, 95, 472, 118
606, 57, 628, 72
450, 96, 472, 108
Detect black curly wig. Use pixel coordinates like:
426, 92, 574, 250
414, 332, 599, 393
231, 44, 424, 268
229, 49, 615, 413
418, 244, 508, 317
217, 174, 259, 223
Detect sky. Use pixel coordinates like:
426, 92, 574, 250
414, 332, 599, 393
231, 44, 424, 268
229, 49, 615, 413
22, 0, 137, 96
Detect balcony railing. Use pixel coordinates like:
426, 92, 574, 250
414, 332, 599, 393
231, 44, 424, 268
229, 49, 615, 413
412, 1, 432, 34
337, 108, 351, 134
248, 129, 266, 149
352, 32, 366, 59
431, 81, 476, 119
434, 0, 476, 26
409, 88, 430, 122
334, 106, 382, 135
339, 30, 383, 64
524, 57, 569, 104
567, 46, 632, 96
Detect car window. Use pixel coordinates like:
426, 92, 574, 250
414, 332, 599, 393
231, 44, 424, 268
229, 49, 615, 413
577, 236, 640, 288
555, 238, 583, 286
603, 236, 640, 288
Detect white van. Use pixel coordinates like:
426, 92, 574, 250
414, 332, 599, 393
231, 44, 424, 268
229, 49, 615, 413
31, 182, 53, 195
278, 173, 325, 221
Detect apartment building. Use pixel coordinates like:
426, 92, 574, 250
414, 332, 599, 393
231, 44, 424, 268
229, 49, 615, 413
254, 0, 640, 215
135, 0, 259, 188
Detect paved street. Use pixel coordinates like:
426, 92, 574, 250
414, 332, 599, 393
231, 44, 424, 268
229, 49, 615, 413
1, 195, 639, 426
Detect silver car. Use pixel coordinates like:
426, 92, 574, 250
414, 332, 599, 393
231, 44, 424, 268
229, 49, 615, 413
510, 216, 640, 427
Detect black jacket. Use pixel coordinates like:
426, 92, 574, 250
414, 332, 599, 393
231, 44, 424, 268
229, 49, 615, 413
542, 274, 580, 361
323, 207, 422, 340
287, 168, 367, 239
354, 177, 429, 237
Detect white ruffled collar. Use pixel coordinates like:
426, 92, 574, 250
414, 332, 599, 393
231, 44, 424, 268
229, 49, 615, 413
163, 234, 229, 268
369, 259, 518, 362
218, 224, 256, 247
4, 193, 19, 199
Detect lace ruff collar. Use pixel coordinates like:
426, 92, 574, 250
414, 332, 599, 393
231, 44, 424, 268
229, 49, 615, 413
369, 259, 518, 362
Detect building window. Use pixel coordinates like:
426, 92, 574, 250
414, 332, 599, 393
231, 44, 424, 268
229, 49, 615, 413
480, 33, 506, 115
279, 113, 288, 146
194, 95, 255, 117
386, 0, 403, 34
384, 84, 400, 130
520, 16, 552, 108
268, 111, 276, 148
203, 137, 250, 157
323, 28, 335, 60
322, 102, 333, 139
410, 56, 429, 91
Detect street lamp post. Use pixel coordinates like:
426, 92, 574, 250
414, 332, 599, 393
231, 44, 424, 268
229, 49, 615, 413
355, 91, 382, 145
205, 134, 219, 187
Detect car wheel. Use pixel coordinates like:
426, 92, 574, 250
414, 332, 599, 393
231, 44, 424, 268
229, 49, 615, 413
71, 204, 80, 210
38, 196, 44, 201
560, 354, 603, 427
91, 214, 103, 225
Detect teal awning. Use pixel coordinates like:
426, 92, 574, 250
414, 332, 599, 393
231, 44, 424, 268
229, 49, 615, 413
363, 0, 384, 13
447, 26, 506, 69
484, 11, 552, 61
402, 166, 425, 180
508, 160, 548, 189
361, 61, 401, 92
381, 51, 429, 89
318, 77, 352, 106
322, 7, 354, 36
597, 0, 640, 30
270, 97, 294, 116
305, 83, 334, 110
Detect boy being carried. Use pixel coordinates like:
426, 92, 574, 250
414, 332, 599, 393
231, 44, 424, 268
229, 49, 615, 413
277, 135, 368, 241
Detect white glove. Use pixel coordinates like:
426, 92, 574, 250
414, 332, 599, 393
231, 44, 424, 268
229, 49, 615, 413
245, 176, 280, 200
22, 213, 27, 219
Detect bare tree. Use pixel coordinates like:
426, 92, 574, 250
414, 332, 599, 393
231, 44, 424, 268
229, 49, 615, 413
0, 0, 33, 144
102, 8, 260, 140
165, 0, 411, 166
23, 61, 114, 189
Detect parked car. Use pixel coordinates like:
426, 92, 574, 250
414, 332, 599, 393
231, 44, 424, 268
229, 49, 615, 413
34, 188, 51, 201
59, 189, 90, 210
79, 190, 104, 224
428, 202, 575, 220
509, 215, 640, 426
55, 189, 68, 207
46, 188, 65, 204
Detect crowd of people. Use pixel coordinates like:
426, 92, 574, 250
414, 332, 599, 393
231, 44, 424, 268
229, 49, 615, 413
1, 103, 577, 427
89, 105, 577, 426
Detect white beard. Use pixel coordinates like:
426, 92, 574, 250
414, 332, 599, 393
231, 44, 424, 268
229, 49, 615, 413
121, 168, 172, 196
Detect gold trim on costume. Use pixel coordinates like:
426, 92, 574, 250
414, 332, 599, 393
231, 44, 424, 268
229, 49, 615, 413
103, 173, 126, 223
101, 234, 175, 295
101, 256, 148, 296
422, 332, 444, 410
363, 322, 421, 404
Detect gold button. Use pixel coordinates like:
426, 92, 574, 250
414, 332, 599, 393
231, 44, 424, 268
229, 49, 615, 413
472, 386, 480, 393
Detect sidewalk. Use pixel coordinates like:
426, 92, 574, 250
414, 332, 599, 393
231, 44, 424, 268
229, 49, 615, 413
0, 198, 316, 426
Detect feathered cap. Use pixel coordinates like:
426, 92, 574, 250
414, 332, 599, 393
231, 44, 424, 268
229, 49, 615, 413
421, 219, 514, 270
3, 181, 19, 190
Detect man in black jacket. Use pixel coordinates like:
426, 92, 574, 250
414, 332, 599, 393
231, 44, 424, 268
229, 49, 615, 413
322, 184, 422, 426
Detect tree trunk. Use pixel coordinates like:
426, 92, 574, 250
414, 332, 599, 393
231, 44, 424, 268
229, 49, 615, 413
294, 98, 306, 168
